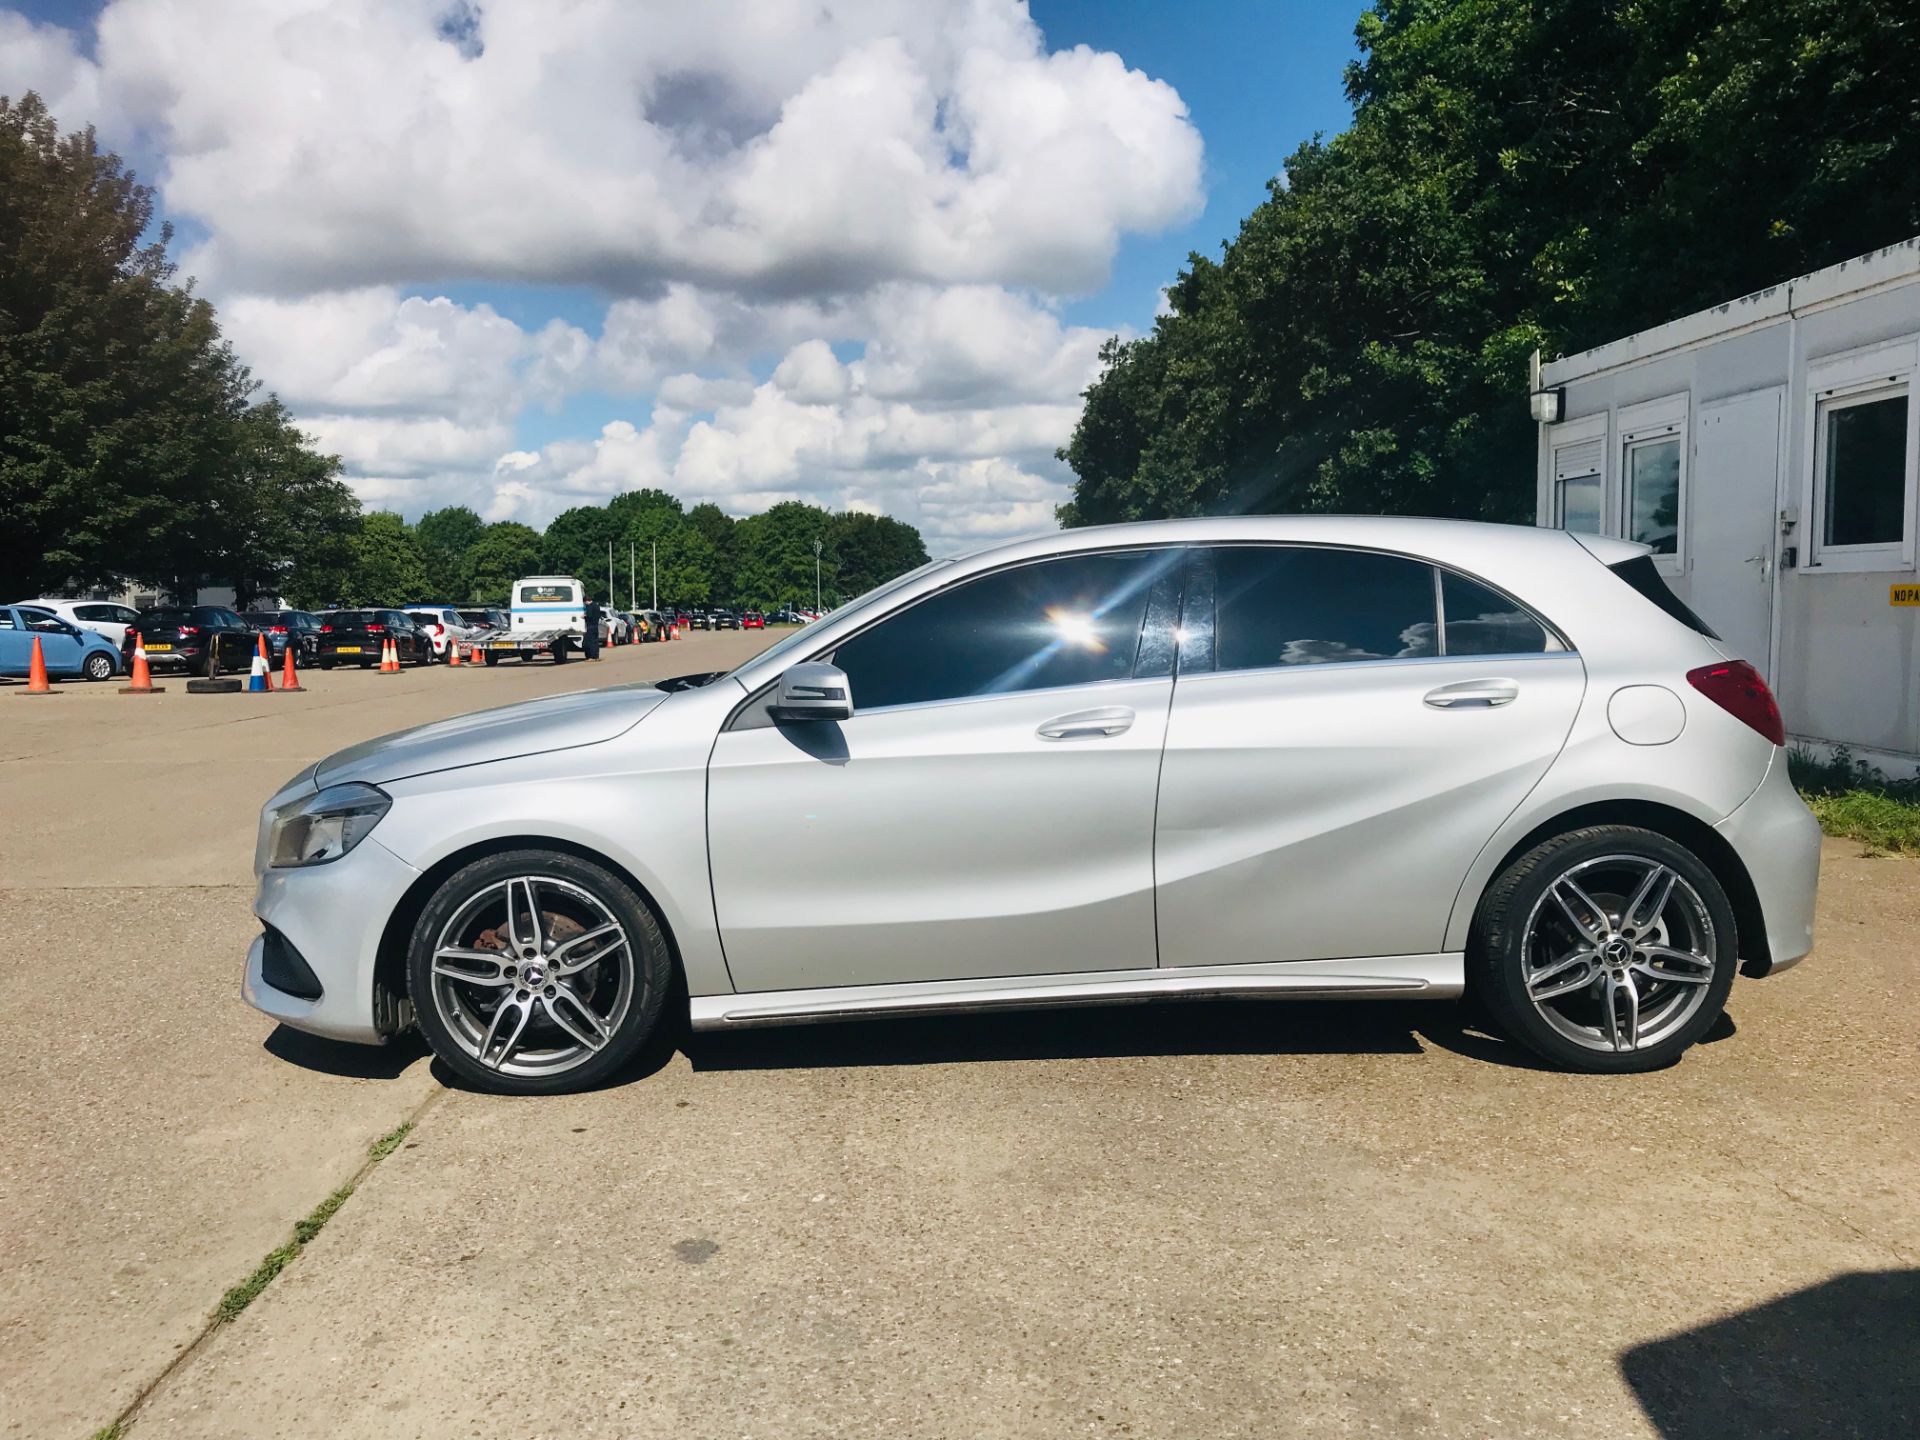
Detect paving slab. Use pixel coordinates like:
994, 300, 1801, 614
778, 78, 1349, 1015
129, 842, 1917, 1440
0, 635, 774, 1439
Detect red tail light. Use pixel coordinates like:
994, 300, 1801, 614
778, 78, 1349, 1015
177, 625, 199, 636
271, 624, 288, 633
319, 623, 332, 633
1687, 660, 1784, 745
366, 623, 386, 634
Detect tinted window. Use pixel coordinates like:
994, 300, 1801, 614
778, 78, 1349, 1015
1440, 572, 1552, 656
0, 612, 13, 629
1212, 547, 1437, 671
76, 604, 118, 621
1608, 555, 1720, 640
144, 608, 191, 626
830, 551, 1172, 711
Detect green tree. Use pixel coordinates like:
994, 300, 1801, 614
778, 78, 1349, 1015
541, 504, 622, 600
414, 505, 486, 600
328, 511, 428, 605
215, 400, 359, 608
734, 501, 836, 610
464, 521, 545, 605
685, 501, 738, 602
0, 92, 346, 596
829, 511, 928, 601
1062, 0, 1920, 526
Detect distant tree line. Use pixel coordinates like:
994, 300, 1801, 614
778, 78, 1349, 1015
287, 495, 928, 612
1062, 0, 1920, 526
1, 92, 928, 614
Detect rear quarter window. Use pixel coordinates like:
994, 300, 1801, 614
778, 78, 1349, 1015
1608, 555, 1720, 640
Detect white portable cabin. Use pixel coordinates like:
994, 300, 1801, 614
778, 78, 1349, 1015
1534, 237, 1920, 776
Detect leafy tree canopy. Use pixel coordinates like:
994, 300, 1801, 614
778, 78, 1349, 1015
465, 521, 546, 605
414, 505, 486, 599
1, 92, 355, 599
1061, 0, 1920, 527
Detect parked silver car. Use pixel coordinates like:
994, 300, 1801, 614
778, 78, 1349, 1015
245, 517, 1820, 1094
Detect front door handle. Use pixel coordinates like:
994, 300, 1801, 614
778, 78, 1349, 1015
1037, 705, 1135, 740
1424, 678, 1519, 709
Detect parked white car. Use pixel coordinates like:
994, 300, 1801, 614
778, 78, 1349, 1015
8, 598, 140, 646
404, 606, 482, 659
245, 516, 1820, 1094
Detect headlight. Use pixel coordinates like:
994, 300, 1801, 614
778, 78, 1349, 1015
267, 783, 391, 868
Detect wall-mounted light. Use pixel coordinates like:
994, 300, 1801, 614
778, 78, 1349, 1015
1529, 387, 1565, 424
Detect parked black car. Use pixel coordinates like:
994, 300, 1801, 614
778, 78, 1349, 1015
121, 605, 260, 676
708, 608, 741, 630
240, 609, 324, 664
316, 609, 436, 668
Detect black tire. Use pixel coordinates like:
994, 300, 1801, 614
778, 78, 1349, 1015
483, 651, 500, 666
407, 849, 674, 1095
318, 658, 335, 670
83, 652, 115, 682
552, 643, 569, 664
1470, 825, 1738, 1073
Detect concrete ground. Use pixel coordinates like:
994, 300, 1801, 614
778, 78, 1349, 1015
1, 635, 1914, 1439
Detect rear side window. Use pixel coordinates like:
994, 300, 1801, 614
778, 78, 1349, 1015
830, 550, 1174, 710
145, 608, 191, 626
1440, 572, 1553, 656
1211, 547, 1438, 671
1609, 555, 1720, 640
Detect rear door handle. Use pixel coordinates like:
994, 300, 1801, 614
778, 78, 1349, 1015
1037, 705, 1135, 740
1424, 678, 1519, 709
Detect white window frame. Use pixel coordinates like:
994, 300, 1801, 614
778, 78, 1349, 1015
1803, 338, 1919, 573
1617, 394, 1689, 576
1547, 412, 1608, 536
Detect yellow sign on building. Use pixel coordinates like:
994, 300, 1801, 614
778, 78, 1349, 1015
1893, 585, 1920, 606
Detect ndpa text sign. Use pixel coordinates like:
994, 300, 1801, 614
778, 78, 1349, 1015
1894, 585, 1920, 606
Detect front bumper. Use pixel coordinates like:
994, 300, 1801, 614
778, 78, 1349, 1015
1716, 752, 1822, 976
242, 835, 421, 1044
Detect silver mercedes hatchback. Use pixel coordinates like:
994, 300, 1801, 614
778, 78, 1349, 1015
245, 517, 1820, 1093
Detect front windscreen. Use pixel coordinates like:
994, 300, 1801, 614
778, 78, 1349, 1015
519, 584, 573, 604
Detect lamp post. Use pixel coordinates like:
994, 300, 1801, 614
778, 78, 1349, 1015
651, 542, 657, 611
813, 537, 822, 615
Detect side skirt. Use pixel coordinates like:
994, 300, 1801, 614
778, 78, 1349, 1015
688, 954, 1463, 1030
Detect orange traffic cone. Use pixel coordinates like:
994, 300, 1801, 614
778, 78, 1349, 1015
280, 638, 305, 692
21, 634, 55, 695
254, 634, 276, 692
381, 636, 400, 673
469, 641, 482, 666
120, 634, 164, 694
447, 636, 462, 667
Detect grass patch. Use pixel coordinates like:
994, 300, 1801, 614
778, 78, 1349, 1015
89, 1425, 125, 1440
1789, 745, 1920, 855
210, 1119, 418, 1327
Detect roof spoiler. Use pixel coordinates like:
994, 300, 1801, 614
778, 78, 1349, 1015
1569, 532, 1654, 566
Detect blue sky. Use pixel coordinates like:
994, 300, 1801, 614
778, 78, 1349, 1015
0, 1, 1365, 553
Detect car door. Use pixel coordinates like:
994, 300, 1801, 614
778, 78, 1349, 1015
0, 608, 26, 673
706, 548, 1185, 993
22, 609, 85, 672
1153, 545, 1587, 968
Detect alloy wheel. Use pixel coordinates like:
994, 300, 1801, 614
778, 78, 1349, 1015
427, 875, 635, 1078
1520, 854, 1718, 1054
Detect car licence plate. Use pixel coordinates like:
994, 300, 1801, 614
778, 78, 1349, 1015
335, 645, 362, 654
147, 642, 173, 651
489, 639, 521, 650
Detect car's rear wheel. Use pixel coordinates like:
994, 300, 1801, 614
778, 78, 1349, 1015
407, 849, 672, 1094
83, 652, 114, 681
1471, 825, 1737, 1073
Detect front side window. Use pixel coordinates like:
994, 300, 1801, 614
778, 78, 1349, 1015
829, 551, 1173, 711
1627, 437, 1681, 555
1210, 547, 1438, 671
1819, 389, 1907, 549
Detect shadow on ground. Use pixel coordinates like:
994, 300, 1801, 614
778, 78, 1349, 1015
264, 1025, 429, 1079
679, 998, 1535, 1072
1621, 1270, 1920, 1439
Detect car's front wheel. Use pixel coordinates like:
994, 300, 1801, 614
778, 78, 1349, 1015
1471, 825, 1738, 1073
407, 849, 673, 1094
83, 652, 115, 681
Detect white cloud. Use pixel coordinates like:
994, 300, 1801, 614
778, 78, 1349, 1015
3, 0, 1202, 558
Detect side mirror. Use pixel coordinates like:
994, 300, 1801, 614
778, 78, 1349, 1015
769, 661, 853, 723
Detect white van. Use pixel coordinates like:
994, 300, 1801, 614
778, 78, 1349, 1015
487, 576, 588, 664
